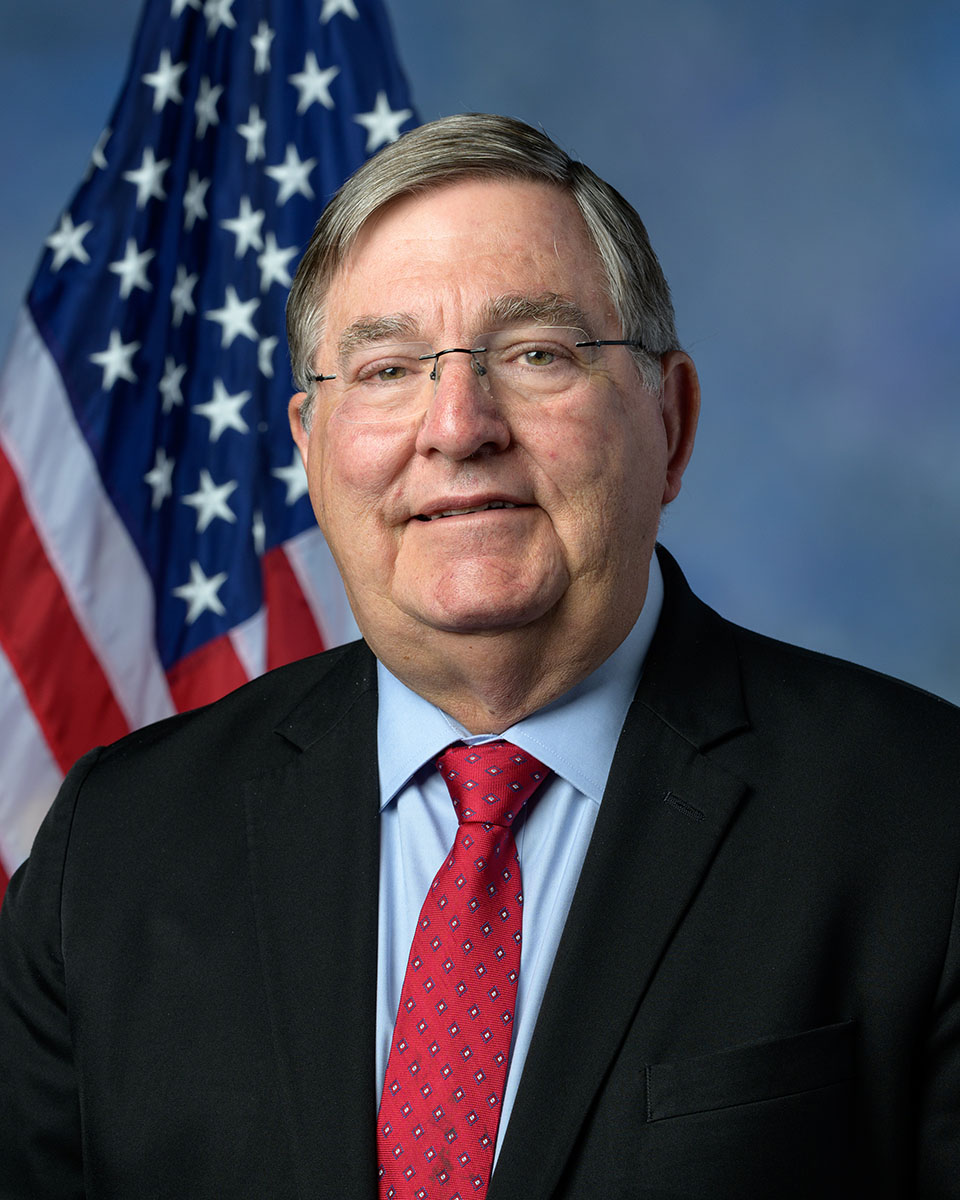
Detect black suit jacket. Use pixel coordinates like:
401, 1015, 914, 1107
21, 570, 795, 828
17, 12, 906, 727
2, 548, 959, 1199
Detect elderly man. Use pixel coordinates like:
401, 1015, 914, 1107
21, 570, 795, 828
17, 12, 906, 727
1, 114, 958, 1199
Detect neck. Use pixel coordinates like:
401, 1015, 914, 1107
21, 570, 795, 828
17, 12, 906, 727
368, 609, 637, 734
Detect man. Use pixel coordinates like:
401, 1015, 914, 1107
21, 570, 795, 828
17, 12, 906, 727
1, 114, 958, 1199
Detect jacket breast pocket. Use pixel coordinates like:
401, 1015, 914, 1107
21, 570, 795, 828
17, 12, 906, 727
645, 1019, 854, 1122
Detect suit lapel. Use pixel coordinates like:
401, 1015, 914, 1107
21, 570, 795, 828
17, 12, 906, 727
243, 643, 382, 1199
491, 549, 752, 1200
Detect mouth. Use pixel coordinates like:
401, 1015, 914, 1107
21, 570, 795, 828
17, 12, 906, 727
413, 500, 523, 522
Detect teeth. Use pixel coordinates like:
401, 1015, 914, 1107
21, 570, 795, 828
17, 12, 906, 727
425, 501, 518, 521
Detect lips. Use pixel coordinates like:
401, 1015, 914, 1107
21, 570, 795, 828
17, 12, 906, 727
413, 500, 523, 522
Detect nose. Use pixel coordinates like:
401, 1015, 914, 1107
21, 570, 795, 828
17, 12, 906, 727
414, 351, 511, 460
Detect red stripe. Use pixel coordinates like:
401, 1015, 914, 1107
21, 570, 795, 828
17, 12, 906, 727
0, 443, 130, 772
0, 859, 9, 906
165, 631, 249, 713
262, 545, 326, 670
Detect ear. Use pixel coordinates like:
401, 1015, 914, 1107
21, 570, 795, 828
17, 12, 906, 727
658, 351, 700, 505
288, 391, 310, 465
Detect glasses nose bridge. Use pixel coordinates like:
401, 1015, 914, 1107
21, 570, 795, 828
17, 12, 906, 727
425, 345, 490, 392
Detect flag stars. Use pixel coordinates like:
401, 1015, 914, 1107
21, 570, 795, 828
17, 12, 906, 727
182, 469, 238, 533
122, 146, 169, 209
355, 91, 413, 153
109, 238, 155, 299
89, 127, 111, 172
183, 171, 211, 230
159, 357, 186, 413
237, 104, 266, 163
321, 0, 359, 21
289, 52, 339, 113
204, 286, 259, 348
251, 21, 275, 74
173, 560, 228, 625
144, 447, 175, 510
195, 76, 223, 138
203, 0, 236, 36
272, 451, 309, 505
45, 212, 93, 271
142, 48, 187, 111
171, 0, 200, 15
194, 378, 250, 441
89, 329, 140, 390
256, 233, 298, 292
251, 509, 266, 557
171, 265, 198, 326
257, 334, 279, 378
266, 143, 317, 205
220, 196, 265, 257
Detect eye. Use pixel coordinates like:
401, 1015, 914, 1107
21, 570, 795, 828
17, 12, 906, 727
522, 347, 557, 367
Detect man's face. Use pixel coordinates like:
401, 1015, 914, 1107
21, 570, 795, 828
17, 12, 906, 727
290, 178, 696, 667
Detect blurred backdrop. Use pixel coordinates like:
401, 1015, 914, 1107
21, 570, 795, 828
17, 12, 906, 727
1, 0, 958, 702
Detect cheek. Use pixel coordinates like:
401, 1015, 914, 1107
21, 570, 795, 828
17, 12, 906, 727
311, 417, 412, 524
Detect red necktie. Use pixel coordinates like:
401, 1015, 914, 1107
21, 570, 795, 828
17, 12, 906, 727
378, 740, 550, 1200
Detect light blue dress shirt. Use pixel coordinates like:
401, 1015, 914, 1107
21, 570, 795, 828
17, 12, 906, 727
375, 555, 664, 1158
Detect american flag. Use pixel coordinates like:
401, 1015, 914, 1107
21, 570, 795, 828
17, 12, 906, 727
0, 0, 416, 895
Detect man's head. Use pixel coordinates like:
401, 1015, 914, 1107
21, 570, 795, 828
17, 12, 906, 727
287, 114, 699, 731
288, 114, 680, 429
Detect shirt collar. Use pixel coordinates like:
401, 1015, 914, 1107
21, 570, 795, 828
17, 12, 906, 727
376, 553, 663, 810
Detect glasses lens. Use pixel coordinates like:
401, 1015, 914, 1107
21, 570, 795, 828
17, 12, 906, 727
334, 342, 433, 423
480, 327, 596, 395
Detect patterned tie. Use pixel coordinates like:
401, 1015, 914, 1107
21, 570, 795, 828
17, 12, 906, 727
377, 740, 550, 1200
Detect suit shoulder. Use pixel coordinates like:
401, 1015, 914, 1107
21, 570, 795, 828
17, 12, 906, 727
92, 638, 374, 775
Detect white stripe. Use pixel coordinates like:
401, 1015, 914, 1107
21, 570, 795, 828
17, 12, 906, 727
283, 526, 360, 648
229, 606, 266, 680
0, 308, 175, 728
0, 645, 64, 877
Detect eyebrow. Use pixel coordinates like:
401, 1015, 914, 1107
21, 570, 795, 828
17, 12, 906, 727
333, 293, 598, 362
336, 314, 421, 362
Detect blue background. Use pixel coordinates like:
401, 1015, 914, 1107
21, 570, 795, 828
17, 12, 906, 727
1, 0, 957, 702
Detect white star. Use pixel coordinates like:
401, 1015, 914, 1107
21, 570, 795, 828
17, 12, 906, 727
220, 196, 265, 258
195, 76, 223, 137
203, 0, 236, 36
144, 447, 175, 509
142, 48, 187, 111
256, 233, 298, 292
354, 91, 413, 153
251, 20, 274, 74
204, 286, 259, 348
251, 509, 266, 557
265, 143, 317, 205
183, 170, 210, 230
182, 468, 238, 533
237, 103, 266, 163
257, 334, 279, 378
289, 52, 339, 113
122, 146, 169, 209
272, 451, 309, 505
45, 212, 93, 271
173, 560, 228, 625
171, 0, 200, 15
194, 378, 250, 441
320, 0, 359, 21
89, 329, 140, 390
108, 238, 155, 299
171, 264, 198, 327
159, 356, 186, 413
90, 127, 110, 171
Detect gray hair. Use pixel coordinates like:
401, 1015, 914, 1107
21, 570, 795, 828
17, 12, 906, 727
287, 113, 679, 427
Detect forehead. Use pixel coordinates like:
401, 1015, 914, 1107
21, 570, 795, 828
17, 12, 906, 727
321, 177, 617, 342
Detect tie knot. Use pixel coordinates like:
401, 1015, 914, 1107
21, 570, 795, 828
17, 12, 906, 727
436, 740, 550, 828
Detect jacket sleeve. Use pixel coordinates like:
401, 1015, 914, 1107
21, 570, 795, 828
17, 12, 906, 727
0, 749, 103, 1199
916, 854, 960, 1198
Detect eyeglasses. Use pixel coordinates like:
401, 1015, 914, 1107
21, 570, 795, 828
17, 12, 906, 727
308, 326, 648, 424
